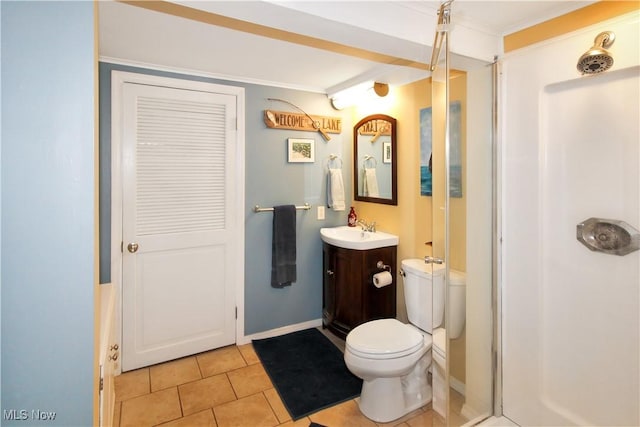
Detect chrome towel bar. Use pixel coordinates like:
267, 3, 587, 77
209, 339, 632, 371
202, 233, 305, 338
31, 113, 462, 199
254, 203, 311, 213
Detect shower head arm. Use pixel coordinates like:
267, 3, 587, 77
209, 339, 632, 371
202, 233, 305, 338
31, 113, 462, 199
593, 31, 615, 49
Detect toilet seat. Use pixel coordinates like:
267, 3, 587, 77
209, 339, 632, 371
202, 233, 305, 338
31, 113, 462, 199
346, 319, 431, 360
433, 328, 446, 361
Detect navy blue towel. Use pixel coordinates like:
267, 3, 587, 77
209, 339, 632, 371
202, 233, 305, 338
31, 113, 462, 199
271, 205, 296, 288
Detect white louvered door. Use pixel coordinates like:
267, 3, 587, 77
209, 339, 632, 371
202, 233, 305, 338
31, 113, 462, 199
121, 82, 237, 371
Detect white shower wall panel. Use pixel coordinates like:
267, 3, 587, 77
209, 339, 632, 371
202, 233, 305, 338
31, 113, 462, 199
540, 66, 639, 424
501, 12, 639, 427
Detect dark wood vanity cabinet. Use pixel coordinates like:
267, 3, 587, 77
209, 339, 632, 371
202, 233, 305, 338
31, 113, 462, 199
322, 243, 397, 339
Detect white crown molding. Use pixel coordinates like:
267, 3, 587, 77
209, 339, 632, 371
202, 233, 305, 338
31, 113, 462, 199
98, 56, 327, 93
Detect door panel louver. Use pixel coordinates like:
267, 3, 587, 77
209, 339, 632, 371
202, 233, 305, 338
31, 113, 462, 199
136, 96, 226, 236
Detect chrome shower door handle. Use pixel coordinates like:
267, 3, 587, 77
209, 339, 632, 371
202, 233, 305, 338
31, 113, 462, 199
424, 256, 444, 264
127, 243, 139, 253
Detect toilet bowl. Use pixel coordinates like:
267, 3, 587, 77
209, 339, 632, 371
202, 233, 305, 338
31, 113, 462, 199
345, 319, 433, 423
431, 269, 466, 418
432, 327, 447, 416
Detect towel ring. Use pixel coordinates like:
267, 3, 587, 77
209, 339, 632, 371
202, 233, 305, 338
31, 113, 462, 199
327, 154, 343, 169
363, 155, 377, 168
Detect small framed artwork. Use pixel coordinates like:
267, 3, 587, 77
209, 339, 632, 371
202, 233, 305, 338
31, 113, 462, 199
383, 141, 392, 163
288, 138, 315, 163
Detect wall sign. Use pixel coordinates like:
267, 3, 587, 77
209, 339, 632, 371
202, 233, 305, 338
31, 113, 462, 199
357, 119, 391, 136
358, 118, 391, 143
264, 109, 341, 141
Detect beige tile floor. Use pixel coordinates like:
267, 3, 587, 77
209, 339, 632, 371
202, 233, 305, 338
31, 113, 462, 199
114, 331, 465, 427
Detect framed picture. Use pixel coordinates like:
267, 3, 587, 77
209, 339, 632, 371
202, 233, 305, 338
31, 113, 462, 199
288, 138, 315, 163
419, 101, 462, 197
383, 141, 392, 163
420, 106, 433, 196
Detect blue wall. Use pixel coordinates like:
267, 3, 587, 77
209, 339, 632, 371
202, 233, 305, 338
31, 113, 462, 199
99, 63, 353, 335
0, 0, 3, 413
1, 2, 95, 426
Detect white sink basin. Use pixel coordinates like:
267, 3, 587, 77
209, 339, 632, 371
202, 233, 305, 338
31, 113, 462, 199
320, 226, 399, 250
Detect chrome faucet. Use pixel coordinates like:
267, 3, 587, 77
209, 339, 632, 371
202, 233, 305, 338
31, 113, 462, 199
357, 219, 376, 232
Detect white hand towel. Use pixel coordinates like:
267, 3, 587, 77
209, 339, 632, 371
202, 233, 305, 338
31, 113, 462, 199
362, 169, 369, 196
327, 168, 345, 211
364, 168, 379, 197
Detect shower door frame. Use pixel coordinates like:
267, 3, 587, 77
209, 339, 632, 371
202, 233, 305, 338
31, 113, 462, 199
431, 2, 500, 423
492, 59, 503, 420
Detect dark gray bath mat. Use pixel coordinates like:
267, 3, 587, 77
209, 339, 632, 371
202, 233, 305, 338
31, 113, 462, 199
252, 328, 361, 420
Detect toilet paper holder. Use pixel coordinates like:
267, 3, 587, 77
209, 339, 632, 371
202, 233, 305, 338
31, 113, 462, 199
376, 261, 391, 272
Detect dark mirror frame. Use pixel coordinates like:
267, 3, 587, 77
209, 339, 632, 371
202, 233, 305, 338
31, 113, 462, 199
353, 114, 397, 205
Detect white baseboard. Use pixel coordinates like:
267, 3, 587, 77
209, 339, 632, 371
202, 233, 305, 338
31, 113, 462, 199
461, 403, 486, 425
238, 318, 323, 345
450, 375, 466, 396
472, 416, 519, 426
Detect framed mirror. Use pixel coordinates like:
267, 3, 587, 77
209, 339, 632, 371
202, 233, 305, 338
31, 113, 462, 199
354, 114, 397, 205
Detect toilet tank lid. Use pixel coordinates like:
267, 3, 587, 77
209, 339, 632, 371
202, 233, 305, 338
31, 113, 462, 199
401, 258, 445, 278
402, 259, 465, 285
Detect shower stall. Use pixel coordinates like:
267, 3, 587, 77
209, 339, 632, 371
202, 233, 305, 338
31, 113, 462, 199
500, 11, 639, 426
433, 4, 639, 426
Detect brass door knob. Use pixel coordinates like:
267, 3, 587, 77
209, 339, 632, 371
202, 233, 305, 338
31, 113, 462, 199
127, 243, 139, 253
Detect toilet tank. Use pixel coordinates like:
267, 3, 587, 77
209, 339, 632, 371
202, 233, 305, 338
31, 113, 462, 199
401, 259, 445, 333
448, 270, 466, 339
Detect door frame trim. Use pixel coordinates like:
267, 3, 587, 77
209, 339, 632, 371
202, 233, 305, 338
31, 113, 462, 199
110, 71, 245, 373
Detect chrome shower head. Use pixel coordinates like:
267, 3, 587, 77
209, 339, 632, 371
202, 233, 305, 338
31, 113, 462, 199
577, 31, 615, 74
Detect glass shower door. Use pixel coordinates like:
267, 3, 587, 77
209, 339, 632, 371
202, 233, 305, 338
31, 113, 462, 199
429, 2, 495, 424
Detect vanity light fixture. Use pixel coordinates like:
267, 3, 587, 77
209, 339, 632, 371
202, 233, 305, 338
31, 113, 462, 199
329, 81, 389, 110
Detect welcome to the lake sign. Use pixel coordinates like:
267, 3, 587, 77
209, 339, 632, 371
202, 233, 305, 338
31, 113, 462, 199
263, 109, 341, 141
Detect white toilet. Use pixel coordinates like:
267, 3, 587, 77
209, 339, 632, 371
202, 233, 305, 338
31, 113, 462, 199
344, 258, 466, 423
431, 268, 466, 417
